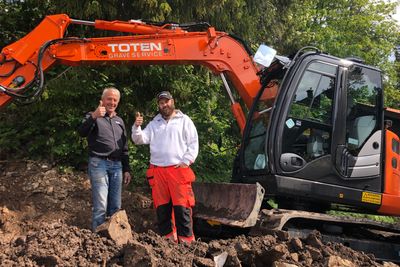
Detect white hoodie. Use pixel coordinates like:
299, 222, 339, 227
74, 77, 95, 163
131, 110, 199, 166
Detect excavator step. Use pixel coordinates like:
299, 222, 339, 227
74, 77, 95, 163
192, 182, 265, 228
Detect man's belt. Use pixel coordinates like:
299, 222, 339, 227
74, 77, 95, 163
95, 155, 121, 161
150, 164, 175, 168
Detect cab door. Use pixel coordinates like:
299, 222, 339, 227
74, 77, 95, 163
277, 59, 337, 179
333, 66, 382, 181
272, 55, 383, 192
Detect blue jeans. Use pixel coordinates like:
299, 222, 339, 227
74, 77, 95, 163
88, 156, 123, 231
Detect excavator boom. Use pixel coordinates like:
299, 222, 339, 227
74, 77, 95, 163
0, 14, 267, 131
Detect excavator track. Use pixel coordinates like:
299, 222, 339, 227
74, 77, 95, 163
193, 182, 400, 262
250, 209, 400, 263
252, 209, 400, 233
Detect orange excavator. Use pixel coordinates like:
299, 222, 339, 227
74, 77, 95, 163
2, 14, 400, 261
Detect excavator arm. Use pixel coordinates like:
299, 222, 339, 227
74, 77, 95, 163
0, 14, 264, 132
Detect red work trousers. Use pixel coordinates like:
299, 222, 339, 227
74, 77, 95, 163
146, 164, 196, 243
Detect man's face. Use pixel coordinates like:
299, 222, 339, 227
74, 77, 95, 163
102, 90, 120, 114
158, 98, 175, 117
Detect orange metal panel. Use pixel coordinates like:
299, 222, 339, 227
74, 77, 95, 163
378, 130, 400, 215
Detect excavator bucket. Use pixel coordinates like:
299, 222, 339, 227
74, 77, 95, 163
192, 182, 265, 228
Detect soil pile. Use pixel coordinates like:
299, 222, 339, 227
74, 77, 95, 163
0, 160, 397, 266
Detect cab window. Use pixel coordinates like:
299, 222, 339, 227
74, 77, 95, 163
282, 61, 337, 162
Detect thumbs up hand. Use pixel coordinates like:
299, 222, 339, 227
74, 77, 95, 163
135, 112, 143, 127
92, 100, 106, 119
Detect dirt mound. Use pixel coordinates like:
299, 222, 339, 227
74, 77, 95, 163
0, 160, 397, 266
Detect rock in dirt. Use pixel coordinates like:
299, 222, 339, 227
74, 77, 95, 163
214, 251, 228, 267
124, 240, 156, 266
325, 255, 356, 267
96, 209, 133, 246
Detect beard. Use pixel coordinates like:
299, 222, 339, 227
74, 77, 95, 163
159, 102, 175, 118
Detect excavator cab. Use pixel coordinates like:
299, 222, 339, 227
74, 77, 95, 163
235, 48, 400, 215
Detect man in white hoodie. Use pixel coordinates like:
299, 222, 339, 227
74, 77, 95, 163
131, 91, 199, 244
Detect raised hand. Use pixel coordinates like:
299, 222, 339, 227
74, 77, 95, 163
92, 100, 106, 119
135, 111, 143, 127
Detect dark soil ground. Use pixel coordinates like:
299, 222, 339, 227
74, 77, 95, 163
0, 160, 398, 266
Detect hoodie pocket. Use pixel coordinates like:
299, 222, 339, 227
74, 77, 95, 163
146, 167, 155, 186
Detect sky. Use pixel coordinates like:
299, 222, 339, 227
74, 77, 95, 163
394, 4, 400, 24
388, 0, 400, 24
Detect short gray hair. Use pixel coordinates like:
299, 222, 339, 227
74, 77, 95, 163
102, 87, 120, 100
